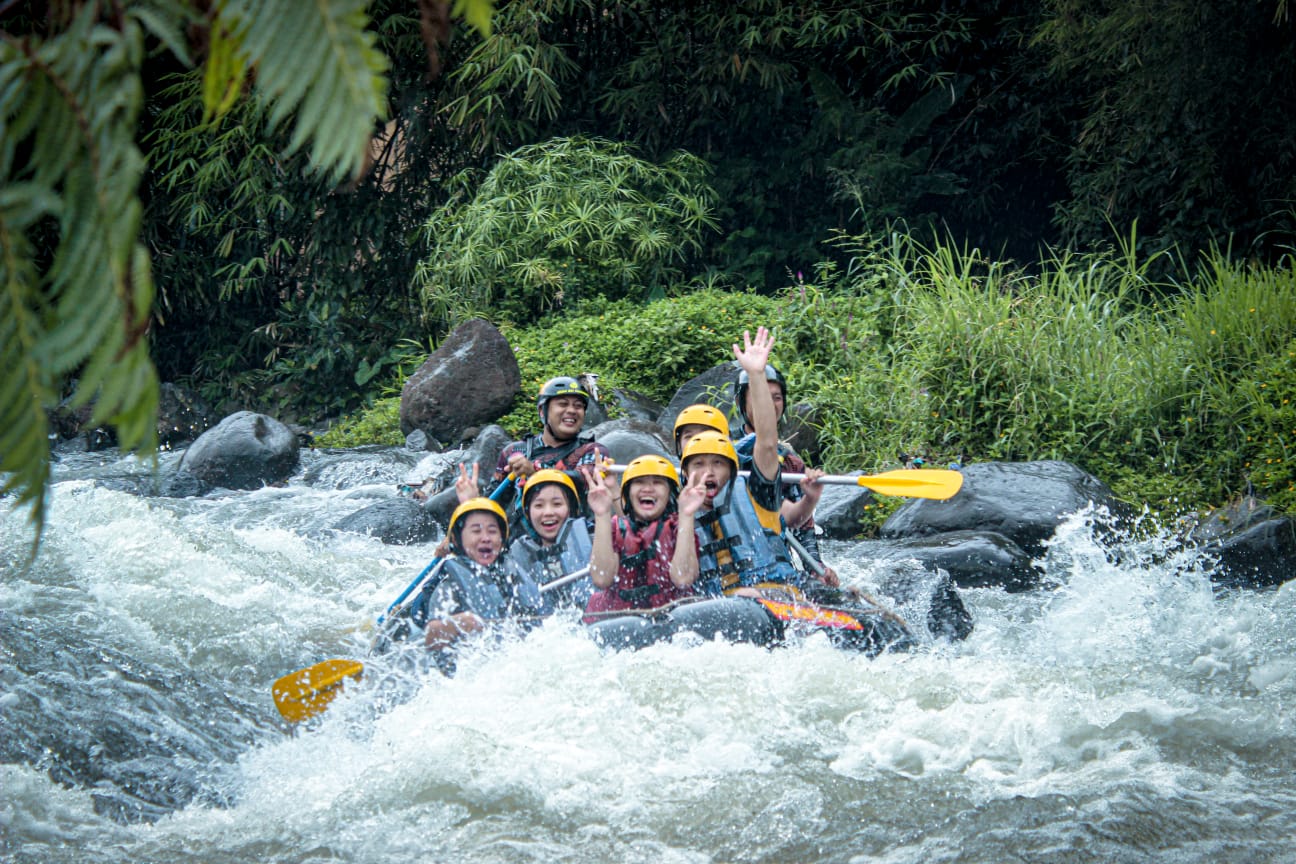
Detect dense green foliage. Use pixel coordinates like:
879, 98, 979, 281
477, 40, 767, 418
328, 239, 1296, 521
8, 0, 1296, 539
416, 137, 719, 324
0, 0, 485, 537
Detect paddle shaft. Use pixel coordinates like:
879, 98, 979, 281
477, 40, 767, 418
783, 530, 827, 578
607, 464, 962, 500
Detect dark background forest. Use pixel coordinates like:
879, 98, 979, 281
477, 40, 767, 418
132, 0, 1295, 419
4, 0, 1296, 528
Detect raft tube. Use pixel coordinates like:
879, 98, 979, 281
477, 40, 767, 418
584, 591, 917, 657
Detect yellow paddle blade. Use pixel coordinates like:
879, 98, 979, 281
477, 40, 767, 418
271, 659, 364, 723
855, 468, 964, 500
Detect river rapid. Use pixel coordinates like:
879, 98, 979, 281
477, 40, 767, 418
3, 445, 1296, 863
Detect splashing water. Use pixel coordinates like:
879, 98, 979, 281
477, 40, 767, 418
3, 449, 1296, 863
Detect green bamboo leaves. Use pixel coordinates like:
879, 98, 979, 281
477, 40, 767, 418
416, 137, 719, 325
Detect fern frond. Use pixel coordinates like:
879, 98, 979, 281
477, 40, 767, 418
0, 6, 159, 541
216, 0, 389, 179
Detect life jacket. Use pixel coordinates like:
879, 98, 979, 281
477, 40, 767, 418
693, 474, 800, 595
498, 432, 605, 521
585, 516, 693, 618
509, 517, 594, 608
433, 556, 551, 622
732, 433, 806, 504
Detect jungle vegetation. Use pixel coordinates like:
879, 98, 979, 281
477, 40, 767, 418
3, 0, 1295, 537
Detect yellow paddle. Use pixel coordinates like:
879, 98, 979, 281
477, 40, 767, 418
782, 468, 964, 500
271, 659, 364, 724
608, 464, 964, 500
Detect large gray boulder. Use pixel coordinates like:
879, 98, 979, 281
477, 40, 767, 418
881, 460, 1130, 556
864, 530, 1045, 592
399, 319, 520, 447
812, 475, 874, 539
1199, 515, 1296, 589
588, 418, 673, 465
658, 362, 740, 436
173, 411, 300, 491
333, 498, 441, 545
609, 387, 665, 423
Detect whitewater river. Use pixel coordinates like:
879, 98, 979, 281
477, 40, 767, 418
3, 445, 1296, 863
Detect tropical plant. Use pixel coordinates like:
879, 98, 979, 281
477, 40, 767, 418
415, 136, 719, 325
0, 0, 489, 539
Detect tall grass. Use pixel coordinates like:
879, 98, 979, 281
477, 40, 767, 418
322, 231, 1296, 514
796, 233, 1296, 511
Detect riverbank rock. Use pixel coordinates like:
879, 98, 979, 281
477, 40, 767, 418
865, 530, 1045, 592
881, 460, 1129, 556
333, 497, 441, 545
813, 475, 874, 539
171, 411, 300, 491
588, 418, 673, 464
610, 387, 665, 423
658, 362, 739, 434
1178, 499, 1296, 589
399, 319, 520, 448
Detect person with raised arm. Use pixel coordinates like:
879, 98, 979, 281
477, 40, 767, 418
679, 327, 803, 596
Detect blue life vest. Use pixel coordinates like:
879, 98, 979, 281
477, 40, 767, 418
693, 474, 800, 595
434, 556, 552, 621
509, 518, 594, 607
732, 433, 804, 503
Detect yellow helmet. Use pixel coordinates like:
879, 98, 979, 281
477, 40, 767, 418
620, 455, 680, 513
672, 403, 730, 454
522, 468, 581, 515
448, 497, 509, 553
680, 430, 738, 475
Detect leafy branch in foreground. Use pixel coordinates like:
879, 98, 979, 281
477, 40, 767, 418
1, 0, 495, 543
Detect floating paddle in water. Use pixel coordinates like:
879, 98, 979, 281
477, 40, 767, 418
607, 465, 963, 500
271, 567, 590, 723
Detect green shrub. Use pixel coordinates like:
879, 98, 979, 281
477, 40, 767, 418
415, 137, 719, 326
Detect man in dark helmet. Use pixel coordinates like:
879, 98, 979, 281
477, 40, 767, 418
491, 376, 614, 521
733, 363, 838, 587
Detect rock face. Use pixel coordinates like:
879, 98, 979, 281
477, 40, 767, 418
333, 498, 441, 545
864, 530, 1046, 593
399, 319, 520, 447
1194, 513, 1296, 590
658, 362, 740, 436
173, 411, 300, 491
587, 419, 674, 465
813, 476, 874, 539
610, 388, 665, 423
882, 460, 1129, 557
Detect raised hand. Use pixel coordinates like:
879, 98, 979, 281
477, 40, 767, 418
733, 325, 774, 376
454, 462, 481, 503
580, 464, 613, 518
677, 470, 708, 518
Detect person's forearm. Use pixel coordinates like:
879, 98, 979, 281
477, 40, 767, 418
590, 513, 618, 589
670, 515, 700, 587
